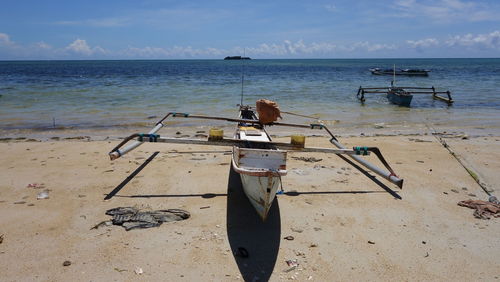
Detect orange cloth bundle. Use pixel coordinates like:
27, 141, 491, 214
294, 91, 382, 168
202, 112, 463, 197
256, 99, 282, 124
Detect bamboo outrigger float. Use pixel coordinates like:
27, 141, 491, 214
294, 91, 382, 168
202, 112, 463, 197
109, 102, 404, 220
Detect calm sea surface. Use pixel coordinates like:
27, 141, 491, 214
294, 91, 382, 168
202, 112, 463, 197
1, 59, 499, 135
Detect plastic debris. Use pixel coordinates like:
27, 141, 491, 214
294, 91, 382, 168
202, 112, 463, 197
284, 236, 294, 241
62, 260, 71, 266
284, 259, 299, 272
134, 267, 143, 275
37, 190, 49, 200
489, 195, 499, 205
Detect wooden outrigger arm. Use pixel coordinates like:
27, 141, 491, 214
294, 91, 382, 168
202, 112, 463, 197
109, 112, 404, 188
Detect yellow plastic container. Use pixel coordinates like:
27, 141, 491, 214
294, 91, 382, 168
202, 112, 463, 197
208, 128, 224, 141
291, 135, 305, 147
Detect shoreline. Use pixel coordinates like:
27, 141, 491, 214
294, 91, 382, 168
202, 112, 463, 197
1, 121, 499, 143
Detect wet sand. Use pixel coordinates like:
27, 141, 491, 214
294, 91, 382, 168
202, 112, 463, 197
0, 133, 499, 281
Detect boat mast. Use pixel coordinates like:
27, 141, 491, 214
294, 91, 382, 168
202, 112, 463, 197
240, 48, 246, 106
393, 64, 396, 86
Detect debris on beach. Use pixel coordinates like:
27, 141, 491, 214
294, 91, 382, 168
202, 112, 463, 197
27, 183, 45, 189
291, 227, 304, 233
62, 260, 71, 266
284, 259, 299, 272
36, 190, 50, 200
284, 235, 295, 241
134, 267, 143, 275
0, 234, 4, 244
457, 199, 500, 219
93, 207, 190, 231
291, 156, 323, 163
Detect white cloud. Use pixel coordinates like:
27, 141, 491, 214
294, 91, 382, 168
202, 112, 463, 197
344, 41, 397, 52
2, 30, 499, 59
446, 30, 500, 49
36, 41, 52, 50
0, 33, 14, 46
406, 38, 439, 51
55, 17, 129, 27
65, 39, 106, 56
325, 4, 337, 12
393, 0, 499, 22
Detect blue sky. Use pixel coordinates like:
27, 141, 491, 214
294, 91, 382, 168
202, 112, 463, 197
1, 0, 499, 59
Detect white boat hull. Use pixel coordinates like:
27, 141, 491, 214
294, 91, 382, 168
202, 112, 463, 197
231, 122, 287, 220
240, 173, 281, 220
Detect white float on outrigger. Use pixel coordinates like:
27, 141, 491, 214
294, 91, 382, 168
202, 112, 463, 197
109, 100, 403, 220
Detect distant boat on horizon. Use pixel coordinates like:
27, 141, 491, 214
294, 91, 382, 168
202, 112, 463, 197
370, 68, 429, 76
224, 56, 251, 60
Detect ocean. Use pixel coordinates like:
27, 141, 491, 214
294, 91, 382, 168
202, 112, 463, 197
1, 59, 499, 136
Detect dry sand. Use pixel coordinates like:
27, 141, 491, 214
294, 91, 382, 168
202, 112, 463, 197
0, 134, 499, 281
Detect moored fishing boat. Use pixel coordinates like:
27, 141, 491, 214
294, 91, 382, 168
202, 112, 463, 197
108, 99, 404, 220
356, 84, 452, 107
386, 87, 413, 107
231, 104, 286, 219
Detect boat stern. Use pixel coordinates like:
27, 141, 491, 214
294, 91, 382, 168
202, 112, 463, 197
232, 147, 287, 220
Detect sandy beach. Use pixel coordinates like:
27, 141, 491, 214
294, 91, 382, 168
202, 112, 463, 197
0, 131, 499, 281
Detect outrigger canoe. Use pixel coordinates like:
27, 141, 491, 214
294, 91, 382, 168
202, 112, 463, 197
357, 85, 453, 107
109, 102, 403, 220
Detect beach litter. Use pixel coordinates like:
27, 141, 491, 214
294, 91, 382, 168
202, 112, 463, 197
284, 259, 299, 272
62, 260, 71, 266
458, 199, 500, 219
37, 190, 50, 200
291, 156, 323, 163
93, 207, 190, 231
27, 183, 45, 189
134, 267, 143, 275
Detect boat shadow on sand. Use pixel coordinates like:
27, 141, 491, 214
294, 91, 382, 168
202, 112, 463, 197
226, 166, 281, 282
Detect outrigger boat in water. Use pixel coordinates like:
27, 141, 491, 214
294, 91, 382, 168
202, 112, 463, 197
359, 66, 452, 107
357, 83, 453, 107
109, 100, 403, 220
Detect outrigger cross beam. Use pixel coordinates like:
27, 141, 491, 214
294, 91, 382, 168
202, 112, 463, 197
109, 107, 404, 220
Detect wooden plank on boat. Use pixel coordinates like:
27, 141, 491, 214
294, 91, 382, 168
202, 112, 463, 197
234, 147, 286, 171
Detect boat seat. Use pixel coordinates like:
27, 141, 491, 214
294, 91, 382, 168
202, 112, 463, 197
244, 130, 263, 136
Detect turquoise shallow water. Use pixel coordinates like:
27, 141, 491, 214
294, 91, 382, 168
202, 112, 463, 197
0, 59, 499, 135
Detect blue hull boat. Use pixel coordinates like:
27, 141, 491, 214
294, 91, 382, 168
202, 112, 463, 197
386, 88, 413, 107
